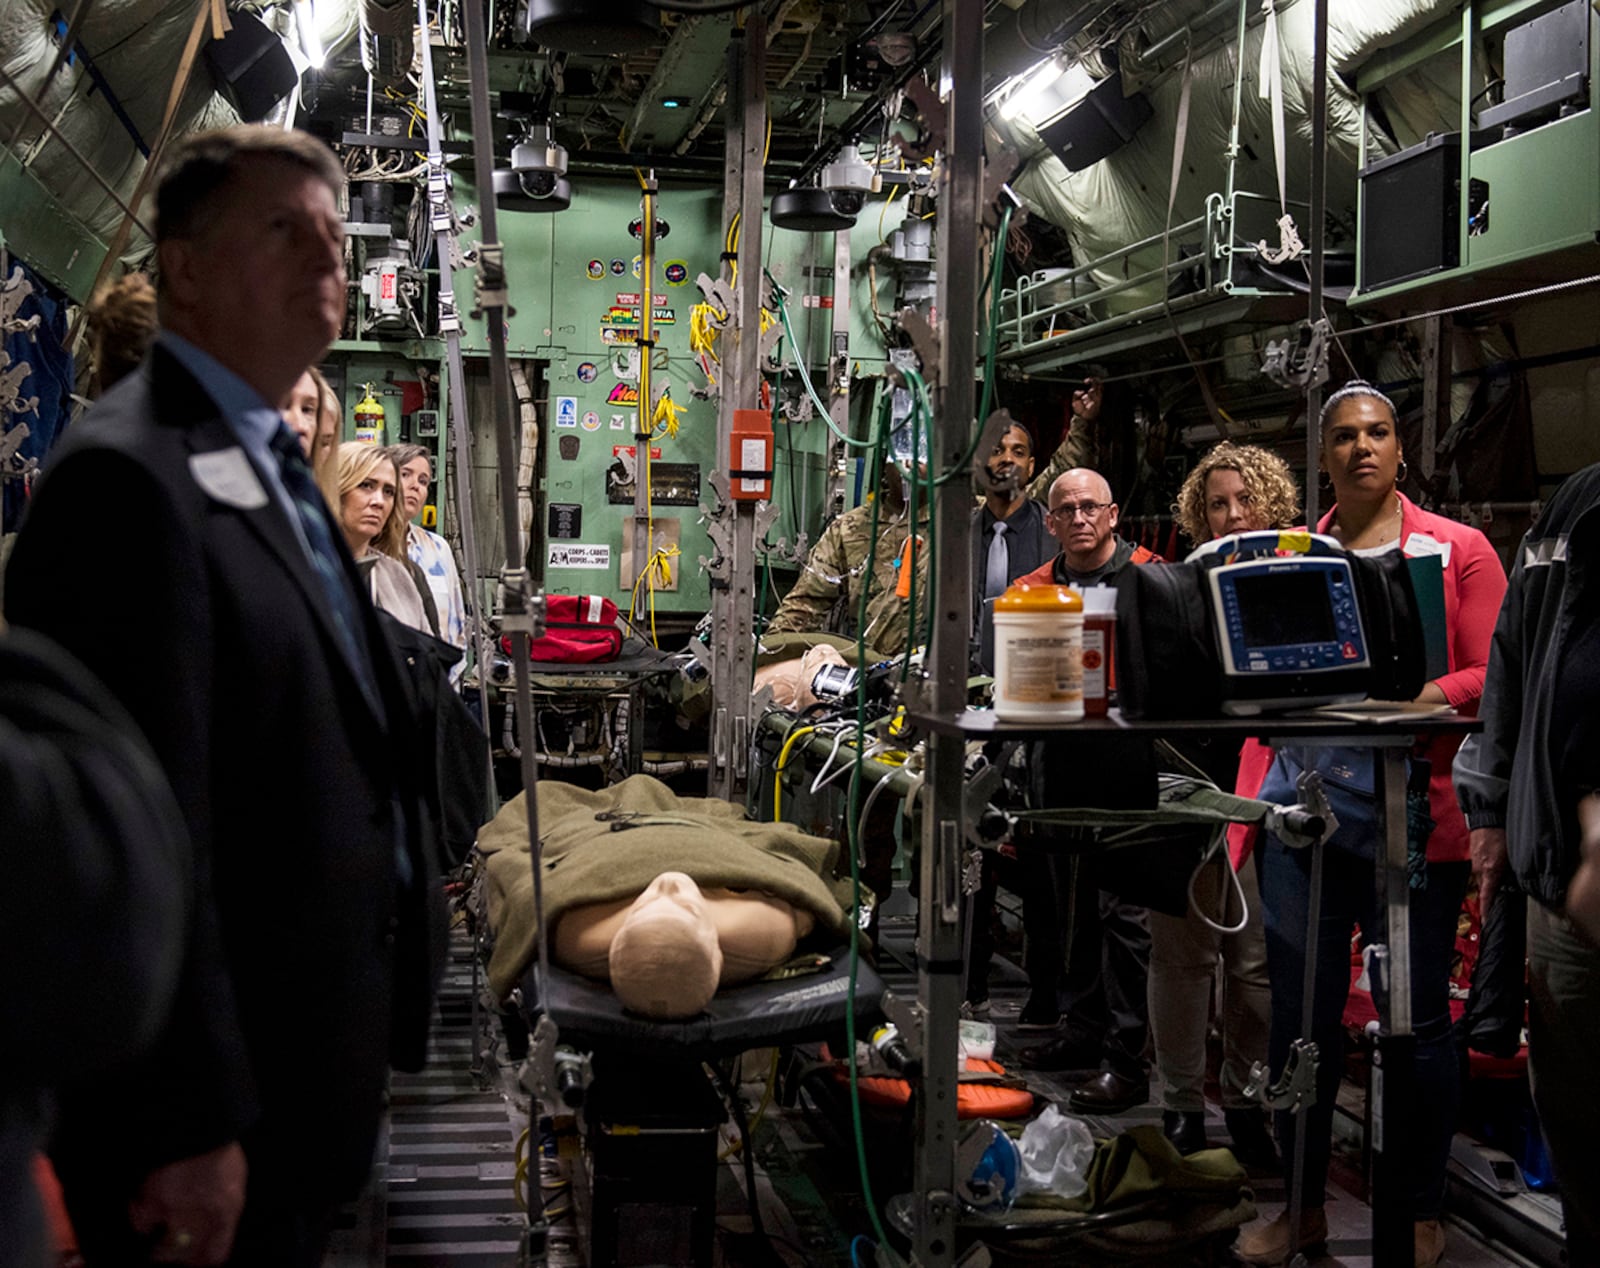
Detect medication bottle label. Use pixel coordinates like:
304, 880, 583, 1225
1005, 636, 1083, 704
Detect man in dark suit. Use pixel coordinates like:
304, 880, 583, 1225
970, 419, 1053, 676
5, 126, 444, 1266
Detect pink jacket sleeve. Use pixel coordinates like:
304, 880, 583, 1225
1228, 738, 1275, 868
1427, 519, 1507, 714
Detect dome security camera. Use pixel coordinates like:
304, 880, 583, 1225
821, 143, 875, 215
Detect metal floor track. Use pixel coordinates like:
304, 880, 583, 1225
329, 939, 531, 1267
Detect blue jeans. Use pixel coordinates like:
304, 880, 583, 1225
1257, 837, 1469, 1217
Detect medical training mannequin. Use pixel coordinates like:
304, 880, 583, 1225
553, 872, 813, 1018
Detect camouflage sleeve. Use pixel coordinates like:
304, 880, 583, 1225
1026, 421, 1096, 504
766, 514, 852, 635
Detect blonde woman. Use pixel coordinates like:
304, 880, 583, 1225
335, 442, 439, 638
308, 367, 341, 507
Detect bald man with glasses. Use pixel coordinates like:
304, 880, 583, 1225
1014, 468, 1158, 588
1009, 467, 1161, 1114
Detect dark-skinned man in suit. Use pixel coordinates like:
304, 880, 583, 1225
5, 126, 445, 1267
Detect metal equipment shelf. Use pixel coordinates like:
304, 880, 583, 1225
907, 705, 1480, 742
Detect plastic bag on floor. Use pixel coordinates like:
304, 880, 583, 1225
1015, 1104, 1096, 1200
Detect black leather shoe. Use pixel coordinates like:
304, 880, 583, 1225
1018, 1037, 1100, 1077
1224, 1106, 1280, 1170
1068, 1070, 1150, 1114
1162, 1109, 1208, 1155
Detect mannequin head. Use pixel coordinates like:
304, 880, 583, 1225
608, 872, 723, 1018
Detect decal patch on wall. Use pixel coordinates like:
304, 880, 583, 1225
548, 544, 611, 568
548, 503, 583, 539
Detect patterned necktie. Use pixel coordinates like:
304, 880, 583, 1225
984, 519, 1011, 600
267, 425, 375, 694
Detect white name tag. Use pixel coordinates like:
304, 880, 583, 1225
189, 448, 268, 510
1403, 531, 1452, 569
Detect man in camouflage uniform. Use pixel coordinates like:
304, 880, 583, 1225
766, 466, 930, 658
1027, 376, 1103, 504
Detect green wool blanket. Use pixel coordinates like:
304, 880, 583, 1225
478, 774, 855, 999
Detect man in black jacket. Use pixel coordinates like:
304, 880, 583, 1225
5, 126, 444, 1266
0, 630, 188, 1268
1455, 462, 1600, 1262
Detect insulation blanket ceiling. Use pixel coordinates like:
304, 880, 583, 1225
1004, 0, 1464, 319
0, 0, 357, 281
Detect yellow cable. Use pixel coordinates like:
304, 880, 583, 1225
772, 724, 816, 822
762, 117, 771, 166
878, 182, 900, 244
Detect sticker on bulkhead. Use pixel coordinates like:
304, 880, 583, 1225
607, 382, 640, 406
610, 258, 626, 276
576, 361, 598, 382
586, 259, 605, 279
631, 255, 643, 278
554, 396, 579, 428
664, 260, 689, 286
548, 544, 611, 569
610, 414, 627, 431
189, 448, 268, 509
581, 411, 602, 432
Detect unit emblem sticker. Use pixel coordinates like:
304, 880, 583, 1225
610, 258, 626, 276
576, 361, 598, 383
554, 395, 578, 428
581, 411, 602, 432
631, 255, 643, 278
548, 503, 583, 539
664, 260, 689, 286
548, 544, 611, 569
558, 435, 580, 461
610, 414, 627, 430
607, 382, 640, 407
586, 259, 605, 280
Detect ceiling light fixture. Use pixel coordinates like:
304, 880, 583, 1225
293, 0, 325, 70
994, 57, 1096, 128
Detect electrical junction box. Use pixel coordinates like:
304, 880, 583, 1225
414, 409, 440, 439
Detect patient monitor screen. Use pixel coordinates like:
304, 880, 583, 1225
1234, 571, 1337, 648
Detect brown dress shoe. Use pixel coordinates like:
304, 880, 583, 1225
1236, 1207, 1329, 1265
1415, 1218, 1446, 1267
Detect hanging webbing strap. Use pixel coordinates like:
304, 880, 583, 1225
1160, 43, 1232, 434
1255, 0, 1305, 264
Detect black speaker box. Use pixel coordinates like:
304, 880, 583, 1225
1037, 72, 1154, 172
1359, 132, 1478, 289
203, 10, 298, 123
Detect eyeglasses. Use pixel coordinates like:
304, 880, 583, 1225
1048, 501, 1110, 521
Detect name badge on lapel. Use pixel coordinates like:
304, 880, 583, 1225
189, 448, 269, 510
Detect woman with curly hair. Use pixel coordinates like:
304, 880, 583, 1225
1149, 442, 1300, 1169
84, 273, 158, 394
1172, 440, 1301, 547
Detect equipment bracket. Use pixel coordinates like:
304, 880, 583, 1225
1244, 1037, 1320, 1112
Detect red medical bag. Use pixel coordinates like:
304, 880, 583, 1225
504, 594, 624, 664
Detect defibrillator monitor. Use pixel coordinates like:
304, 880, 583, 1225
1193, 532, 1371, 715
